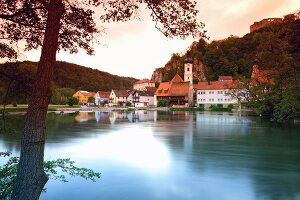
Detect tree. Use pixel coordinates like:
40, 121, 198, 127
67, 97, 79, 107
1, 1, 206, 199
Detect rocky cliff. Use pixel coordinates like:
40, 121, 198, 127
151, 57, 207, 83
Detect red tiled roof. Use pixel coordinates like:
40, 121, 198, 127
194, 80, 242, 90
170, 74, 184, 83
79, 91, 96, 97
98, 91, 110, 98
155, 75, 189, 97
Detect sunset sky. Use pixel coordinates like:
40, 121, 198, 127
5, 0, 300, 79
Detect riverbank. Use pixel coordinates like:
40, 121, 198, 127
1, 104, 255, 115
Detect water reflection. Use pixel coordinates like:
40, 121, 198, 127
0, 111, 300, 200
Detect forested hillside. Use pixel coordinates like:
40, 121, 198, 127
157, 14, 299, 82
0, 61, 137, 104
157, 14, 299, 121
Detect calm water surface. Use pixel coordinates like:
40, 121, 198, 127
0, 111, 300, 200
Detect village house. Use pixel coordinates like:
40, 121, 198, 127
73, 90, 96, 105
133, 79, 155, 91
95, 91, 110, 106
194, 76, 243, 109
154, 62, 193, 107
109, 89, 130, 106
132, 90, 155, 107
126, 91, 135, 106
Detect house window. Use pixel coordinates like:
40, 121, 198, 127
187, 67, 189, 71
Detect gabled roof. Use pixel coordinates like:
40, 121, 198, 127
170, 74, 184, 83
113, 89, 130, 97
133, 90, 154, 97
97, 91, 110, 98
155, 74, 189, 97
78, 90, 95, 97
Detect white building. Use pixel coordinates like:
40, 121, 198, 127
132, 90, 154, 107
133, 79, 155, 91
194, 76, 242, 108
109, 89, 130, 106
95, 91, 110, 106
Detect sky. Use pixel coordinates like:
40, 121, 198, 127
3, 0, 300, 79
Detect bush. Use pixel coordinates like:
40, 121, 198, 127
157, 99, 168, 107
67, 97, 79, 107
209, 104, 232, 112
227, 104, 234, 109
125, 101, 132, 107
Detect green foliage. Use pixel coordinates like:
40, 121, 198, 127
162, 19, 300, 122
209, 104, 232, 112
0, 61, 137, 104
125, 101, 132, 107
0, 152, 100, 200
157, 99, 168, 107
51, 86, 75, 105
67, 97, 79, 107
227, 104, 234, 109
88, 96, 95, 103
126, 108, 134, 112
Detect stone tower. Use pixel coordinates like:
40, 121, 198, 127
184, 61, 193, 84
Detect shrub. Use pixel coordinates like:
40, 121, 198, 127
67, 97, 79, 107
157, 99, 168, 107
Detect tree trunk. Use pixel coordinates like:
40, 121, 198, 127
11, 0, 63, 199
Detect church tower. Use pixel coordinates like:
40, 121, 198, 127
184, 60, 193, 84
184, 59, 193, 106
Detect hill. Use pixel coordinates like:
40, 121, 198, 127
152, 11, 300, 82
0, 61, 137, 104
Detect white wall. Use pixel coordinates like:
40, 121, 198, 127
196, 89, 237, 105
140, 96, 154, 106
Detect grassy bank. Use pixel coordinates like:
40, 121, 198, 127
0, 105, 80, 113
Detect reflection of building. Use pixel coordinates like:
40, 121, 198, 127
75, 112, 95, 122
109, 111, 129, 124
127, 110, 156, 122
73, 90, 96, 105
95, 111, 110, 124
194, 76, 242, 109
133, 79, 155, 91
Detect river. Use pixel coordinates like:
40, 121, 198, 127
0, 111, 299, 200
